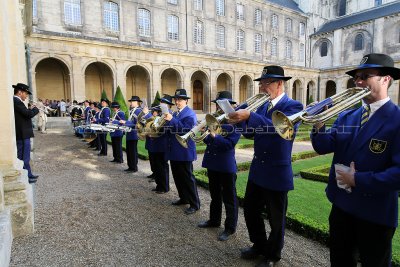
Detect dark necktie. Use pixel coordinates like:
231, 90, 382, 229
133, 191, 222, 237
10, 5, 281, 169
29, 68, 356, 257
360, 104, 370, 128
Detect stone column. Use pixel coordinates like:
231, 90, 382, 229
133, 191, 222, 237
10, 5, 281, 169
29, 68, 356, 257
115, 60, 127, 99
373, 17, 384, 53
333, 29, 343, 67
71, 56, 85, 101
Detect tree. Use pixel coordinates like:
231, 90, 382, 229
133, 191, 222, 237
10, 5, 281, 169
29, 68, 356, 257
307, 94, 314, 105
101, 89, 109, 101
113, 86, 129, 118
152, 91, 161, 106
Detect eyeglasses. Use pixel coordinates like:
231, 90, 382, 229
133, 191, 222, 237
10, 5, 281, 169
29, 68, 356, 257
353, 73, 380, 82
259, 80, 279, 86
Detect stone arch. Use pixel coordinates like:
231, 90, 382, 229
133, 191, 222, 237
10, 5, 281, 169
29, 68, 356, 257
216, 72, 233, 92
343, 30, 372, 60
306, 80, 316, 104
191, 70, 209, 111
84, 62, 114, 101
347, 78, 356, 88
35, 57, 71, 101
238, 75, 253, 103
126, 65, 150, 101
160, 68, 183, 96
326, 80, 336, 98
291, 79, 302, 101
32, 54, 72, 73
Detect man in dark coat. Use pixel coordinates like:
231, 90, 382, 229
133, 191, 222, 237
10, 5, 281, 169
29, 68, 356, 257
13, 83, 39, 183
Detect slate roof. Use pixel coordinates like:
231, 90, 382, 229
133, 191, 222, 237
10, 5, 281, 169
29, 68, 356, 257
312, 1, 400, 36
266, 0, 304, 13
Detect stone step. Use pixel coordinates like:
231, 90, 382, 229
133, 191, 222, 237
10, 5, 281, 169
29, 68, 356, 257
45, 117, 73, 129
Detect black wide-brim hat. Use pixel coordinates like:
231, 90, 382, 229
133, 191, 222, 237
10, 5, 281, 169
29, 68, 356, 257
100, 98, 110, 105
171, 89, 190, 99
254, 66, 292, 81
12, 83, 32, 95
211, 90, 236, 104
110, 101, 120, 108
128, 96, 143, 102
346, 53, 400, 80
150, 103, 162, 112
157, 94, 175, 105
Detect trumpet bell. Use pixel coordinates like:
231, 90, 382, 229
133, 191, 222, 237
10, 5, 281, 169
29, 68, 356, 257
272, 111, 295, 140
205, 114, 222, 134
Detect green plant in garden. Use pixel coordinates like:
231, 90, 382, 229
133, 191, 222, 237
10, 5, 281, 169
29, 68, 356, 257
152, 91, 161, 106
113, 86, 129, 118
101, 89, 109, 102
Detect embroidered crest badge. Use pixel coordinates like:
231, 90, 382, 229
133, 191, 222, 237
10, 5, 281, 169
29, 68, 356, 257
360, 56, 368, 65
369, 138, 387, 153
262, 68, 268, 76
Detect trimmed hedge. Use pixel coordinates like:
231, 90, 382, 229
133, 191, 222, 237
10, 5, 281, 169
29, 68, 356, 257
300, 164, 331, 183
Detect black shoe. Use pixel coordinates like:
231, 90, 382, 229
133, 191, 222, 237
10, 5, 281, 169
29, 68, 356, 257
28, 177, 37, 184
155, 190, 168, 194
151, 188, 158, 191
29, 174, 39, 179
171, 199, 189, 206
110, 160, 117, 162
124, 168, 137, 172
97, 153, 106, 156
184, 207, 199, 215
240, 246, 262, 260
197, 221, 220, 228
147, 174, 155, 178
218, 230, 235, 241
255, 257, 280, 267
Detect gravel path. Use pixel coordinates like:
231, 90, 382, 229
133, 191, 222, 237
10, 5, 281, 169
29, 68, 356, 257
10, 129, 329, 267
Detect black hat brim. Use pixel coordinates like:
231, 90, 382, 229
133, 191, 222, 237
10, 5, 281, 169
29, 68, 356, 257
346, 65, 400, 80
211, 99, 236, 104
171, 95, 190, 99
254, 74, 291, 81
157, 97, 175, 105
128, 99, 143, 102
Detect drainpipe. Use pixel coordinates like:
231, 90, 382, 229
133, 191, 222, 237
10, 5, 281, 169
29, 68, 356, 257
25, 43, 33, 101
185, 0, 189, 51
317, 75, 320, 101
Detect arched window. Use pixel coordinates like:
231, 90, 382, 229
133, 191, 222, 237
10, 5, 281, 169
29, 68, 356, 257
216, 0, 225, 16
271, 37, 277, 56
299, 43, 305, 61
236, 4, 244, 20
64, 0, 81, 25
193, 0, 202, 10
286, 18, 292, 33
320, 41, 328, 57
216, 25, 225, 48
236, 29, 245, 51
104, 1, 119, 31
354, 33, 364, 51
285, 40, 292, 59
271, 14, 278, 29
138, 8, 151, 37
299, 22, 305, 36
194, 20, 204, 44
254, 33, 262, 53
254, 9, 262, 25
167, 15, 179, 40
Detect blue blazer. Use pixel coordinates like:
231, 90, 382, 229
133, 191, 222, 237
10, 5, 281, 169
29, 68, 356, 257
164, 106, 197, 161
311, 100, 400, 227
145, 133, 167, 153
238, 94, 303, 191
125, 108, 142, 141
110, 110, 125, 138
96, 107, 110, 125
202, 123, 240, 173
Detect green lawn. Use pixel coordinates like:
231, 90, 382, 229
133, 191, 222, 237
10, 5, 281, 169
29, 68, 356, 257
107, 135, 256, 160
194, 154, 400, 266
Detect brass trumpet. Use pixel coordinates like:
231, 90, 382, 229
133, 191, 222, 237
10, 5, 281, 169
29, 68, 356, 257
176, 93, 271, 148
272, 87, 371, 140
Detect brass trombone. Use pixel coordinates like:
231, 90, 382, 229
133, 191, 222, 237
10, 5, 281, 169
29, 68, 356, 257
272, 87, 371, 140
176, 93, 271, 148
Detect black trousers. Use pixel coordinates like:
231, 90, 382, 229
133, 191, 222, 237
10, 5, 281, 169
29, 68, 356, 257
152, 152, 169, 192
244, 181, 288, 261
148, 151, 156, 175
329, 205, 395, 267
170, 161, 200, 209
208, 170, 238, 232
111, 136, 123, 162
126, 140, 138, 171
99, 133, 107, 155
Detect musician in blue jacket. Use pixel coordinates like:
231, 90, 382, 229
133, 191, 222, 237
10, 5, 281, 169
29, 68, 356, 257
311, 53, 400, 267
198, 91, 240, 242
110, 102, 125, 163
164, 89, 200, 215
119, 96, 146, 172
145, 98, 172, 194
229, 66, 303, 266
94, 98, 110, 156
